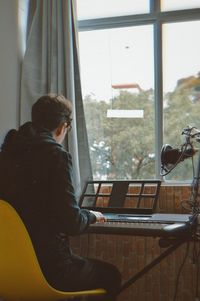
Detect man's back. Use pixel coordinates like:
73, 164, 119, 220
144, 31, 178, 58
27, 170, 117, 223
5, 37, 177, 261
0, 94, 121, 299
0, 122, 93, 288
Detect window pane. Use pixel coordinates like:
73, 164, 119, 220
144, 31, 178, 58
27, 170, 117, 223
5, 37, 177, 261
78, 26, 155, 180
76, 0, 149, 20
163, 21, 200, 181
161, 0, 200, 11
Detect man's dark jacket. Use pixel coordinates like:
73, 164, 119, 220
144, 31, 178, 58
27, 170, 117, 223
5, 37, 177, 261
0, 122, 96, 289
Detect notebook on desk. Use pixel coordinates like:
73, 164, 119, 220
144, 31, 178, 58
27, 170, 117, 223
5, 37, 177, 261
79, 180, 162, 222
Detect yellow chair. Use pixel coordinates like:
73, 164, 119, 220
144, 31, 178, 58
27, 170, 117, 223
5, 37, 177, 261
0, 199, 106, 301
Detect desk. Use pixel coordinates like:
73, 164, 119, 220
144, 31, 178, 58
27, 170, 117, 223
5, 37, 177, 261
88, 213, 197, 295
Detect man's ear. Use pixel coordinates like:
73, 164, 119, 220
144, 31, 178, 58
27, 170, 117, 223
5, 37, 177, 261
55, 123, 65, 137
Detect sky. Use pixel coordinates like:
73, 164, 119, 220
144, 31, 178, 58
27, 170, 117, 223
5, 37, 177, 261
77, 0, 200, 20
77, 2, 200, 101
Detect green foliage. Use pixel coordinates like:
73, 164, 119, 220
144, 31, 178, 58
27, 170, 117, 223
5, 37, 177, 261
164, 84, 200, 180
84, 91, 155, 179
83, 75, 200, 181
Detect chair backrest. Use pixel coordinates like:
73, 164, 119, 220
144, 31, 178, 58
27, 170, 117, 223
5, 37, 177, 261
0, 199, 105, 301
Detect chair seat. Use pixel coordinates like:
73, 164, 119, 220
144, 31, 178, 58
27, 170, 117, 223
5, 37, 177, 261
0, 199, 106, 300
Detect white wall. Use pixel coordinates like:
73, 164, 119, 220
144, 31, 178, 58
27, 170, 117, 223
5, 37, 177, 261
0, 0, 27, 145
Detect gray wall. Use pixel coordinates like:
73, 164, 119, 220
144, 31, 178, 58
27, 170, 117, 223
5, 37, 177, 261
0, 0, 28, 145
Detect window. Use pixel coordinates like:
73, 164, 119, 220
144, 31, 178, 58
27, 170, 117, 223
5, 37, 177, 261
163, 20, 200, 180
77, 0, 200, 182
161, 0, 200, 11
77, 0, 149, 20
78, 26, 154, 180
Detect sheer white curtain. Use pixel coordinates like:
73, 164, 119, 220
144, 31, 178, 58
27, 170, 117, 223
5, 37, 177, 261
20, 0, 92, 196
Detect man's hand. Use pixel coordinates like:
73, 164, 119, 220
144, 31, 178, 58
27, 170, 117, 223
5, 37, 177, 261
89, 210, 107, 223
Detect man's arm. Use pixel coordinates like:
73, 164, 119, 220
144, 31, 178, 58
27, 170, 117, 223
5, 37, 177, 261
50, 149, 105, 235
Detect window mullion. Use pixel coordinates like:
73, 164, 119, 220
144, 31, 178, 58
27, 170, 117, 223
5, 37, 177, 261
78, 14, 156, 31
150, 0, 160, 13
154, 19, 163, 179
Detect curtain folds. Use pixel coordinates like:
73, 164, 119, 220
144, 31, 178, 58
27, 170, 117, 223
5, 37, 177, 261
20, 0, 93, 196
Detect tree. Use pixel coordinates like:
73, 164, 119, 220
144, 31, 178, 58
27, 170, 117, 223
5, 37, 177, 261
164, 74, 200, 180
83, 73, 200, 180
84, 90, 155, 179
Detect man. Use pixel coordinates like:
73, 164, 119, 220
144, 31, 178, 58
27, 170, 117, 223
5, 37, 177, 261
0, 94, 121, 300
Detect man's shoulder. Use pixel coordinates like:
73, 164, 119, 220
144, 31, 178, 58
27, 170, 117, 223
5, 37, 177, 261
48, 144, 71, 163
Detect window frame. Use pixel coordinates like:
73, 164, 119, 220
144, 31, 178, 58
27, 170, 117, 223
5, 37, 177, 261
77, 0, 200, 180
